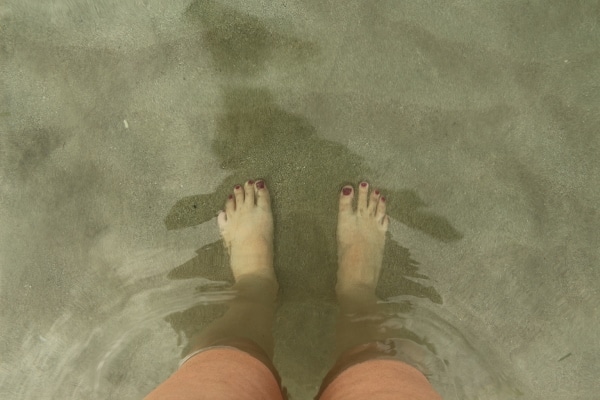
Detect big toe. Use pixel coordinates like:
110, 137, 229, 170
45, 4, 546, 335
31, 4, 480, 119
339, 185, 354, 214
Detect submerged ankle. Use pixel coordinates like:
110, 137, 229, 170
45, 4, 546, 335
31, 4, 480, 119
336, 282, 377, 302
234, 273, 279, 297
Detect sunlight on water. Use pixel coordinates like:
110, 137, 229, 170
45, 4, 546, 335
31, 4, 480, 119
2, 278, 233, 399
3, 278, 524, 399
92, 282, 234, 394
383, 297, 524, 400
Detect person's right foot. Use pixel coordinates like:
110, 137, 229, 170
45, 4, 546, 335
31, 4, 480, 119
336, 182, 389, 296
217, 180, 276, 283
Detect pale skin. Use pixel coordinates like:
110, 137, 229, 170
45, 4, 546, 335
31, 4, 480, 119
187, 179, 390, 361
216, 179, 388, 300
150, 180, 440, 400
335, 182, 389, 312
217, 180, 277, 283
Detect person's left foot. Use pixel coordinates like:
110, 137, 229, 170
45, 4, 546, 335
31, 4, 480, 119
336, 181, 388, 296
217, 180, 276, 282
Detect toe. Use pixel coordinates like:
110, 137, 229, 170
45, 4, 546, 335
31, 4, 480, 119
225, 193, 235, 216
358, 181, 369, 213
233, 184, 244, 208
339, 185, 354, 214
255, 180, 271, 210
244, 180, 255, 205
381, 215, 390, 230
368, 188, 381, 215
217, 210, 227, 230
376, 196, 387, 223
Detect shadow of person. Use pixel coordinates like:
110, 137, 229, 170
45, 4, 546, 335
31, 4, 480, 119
163, 1, 459, 367
165, 86, 458, 303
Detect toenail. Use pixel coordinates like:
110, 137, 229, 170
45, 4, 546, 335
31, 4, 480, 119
228, 194, 233, 199
248, 180, 254, 185
235, 185, 241, 190
381, 196, 386, 202
360, 182, 367, 187
256, 181, 265, 189
374, 190, 380, 195
342, 187, 352, 195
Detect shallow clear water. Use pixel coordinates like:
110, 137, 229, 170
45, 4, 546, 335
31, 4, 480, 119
1, 1, 599, 399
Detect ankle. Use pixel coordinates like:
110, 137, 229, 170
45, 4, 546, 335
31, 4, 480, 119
234, 273, 279, 298
336, 283, 378, 311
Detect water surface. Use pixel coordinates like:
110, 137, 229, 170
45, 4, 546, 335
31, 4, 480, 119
1, 1, 598, 399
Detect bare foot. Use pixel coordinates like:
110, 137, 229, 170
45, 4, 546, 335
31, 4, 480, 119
217, 180, 276, 282
336, 181, 389, 296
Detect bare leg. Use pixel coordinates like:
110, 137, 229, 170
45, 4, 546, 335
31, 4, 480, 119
314, 182, 443, 400
332, 181, 434, 375
186, 179, 278, 360
145, 179, 283, 399
334, 181, 390, 355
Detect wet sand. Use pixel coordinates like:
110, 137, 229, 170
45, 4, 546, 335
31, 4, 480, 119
1, 1, 599, 399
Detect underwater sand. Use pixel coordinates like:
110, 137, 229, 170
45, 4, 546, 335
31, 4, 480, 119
1, 1, 599, 399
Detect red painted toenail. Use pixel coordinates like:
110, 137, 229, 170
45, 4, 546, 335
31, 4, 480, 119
235, 185, 241, 190
256, 181, 265, 189
381, 196, 386, 202
360, 182, 367, 187
374, 190, 380, 195
228, 194, 233, 199
342, 187, 352, 195
248, 180, 254, 185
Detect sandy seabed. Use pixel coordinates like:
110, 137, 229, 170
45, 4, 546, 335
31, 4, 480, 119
1, 1, 599, 399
